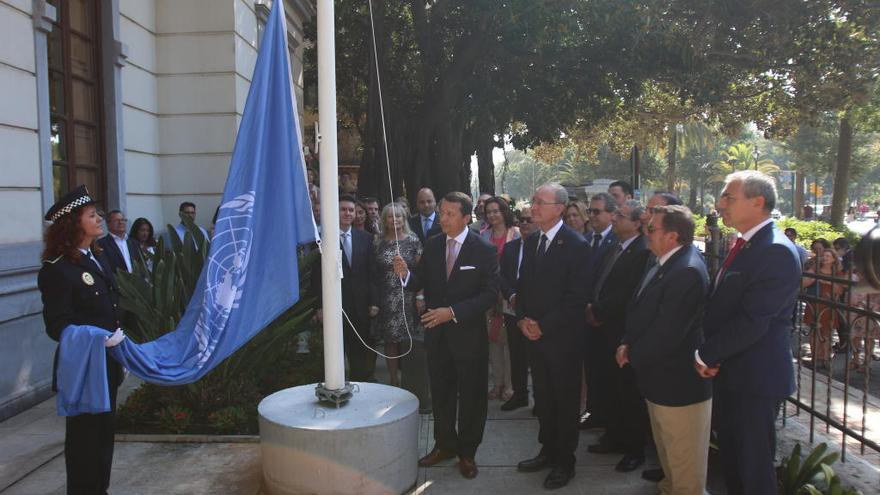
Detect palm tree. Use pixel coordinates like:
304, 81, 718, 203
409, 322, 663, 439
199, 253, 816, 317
708, 142, 780, 184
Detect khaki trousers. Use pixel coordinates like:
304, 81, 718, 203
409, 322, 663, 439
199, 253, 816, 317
647, 398, 712, 495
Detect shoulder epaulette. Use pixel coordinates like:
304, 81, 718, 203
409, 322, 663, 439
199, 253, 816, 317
43, 255, 63, 264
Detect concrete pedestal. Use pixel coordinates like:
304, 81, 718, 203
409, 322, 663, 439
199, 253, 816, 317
258, 383, 419, 495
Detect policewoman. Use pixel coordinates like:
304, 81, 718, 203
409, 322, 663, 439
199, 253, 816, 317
38, 185, 125, 494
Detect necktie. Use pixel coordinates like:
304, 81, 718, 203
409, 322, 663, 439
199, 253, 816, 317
86, 250, 104, 273
716, 237, 746, 284
595, 244, 623, 297
446, 238, 458, 279
636, 262, 659, 298
591, 233, 602, 252
341, 231, 352, 265
537, 233, 548, 257
423, 216, 431, 234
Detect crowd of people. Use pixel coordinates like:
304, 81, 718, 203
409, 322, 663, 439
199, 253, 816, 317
302, 170, 805, 494
39, 168, 811, 494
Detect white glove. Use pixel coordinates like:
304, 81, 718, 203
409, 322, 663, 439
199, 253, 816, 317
104, 328, 126, 348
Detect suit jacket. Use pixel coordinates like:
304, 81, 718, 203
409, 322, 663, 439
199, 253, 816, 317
311, 228, 375, 324
591, 235, 650, 342
98, 234, 143, 275
408, 214, 442, 244
699, 222, 801, 399
623, 244, 711, 406
516, 224, 592, 352
406, 229, 499, 359
37, 251, 125, 391
499, 237, 523, 302
587, 230, 617, 297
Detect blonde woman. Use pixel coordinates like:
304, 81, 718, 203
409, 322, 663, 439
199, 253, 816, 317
565, 200, 589, 238
370, 203, 424, 388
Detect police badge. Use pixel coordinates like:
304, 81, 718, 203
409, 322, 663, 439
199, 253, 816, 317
82, 272, 95, 286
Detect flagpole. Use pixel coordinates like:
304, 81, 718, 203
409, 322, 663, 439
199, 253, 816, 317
316, 0, 348, 397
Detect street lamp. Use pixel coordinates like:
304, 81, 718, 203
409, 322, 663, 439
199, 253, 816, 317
753, 144, 760, 171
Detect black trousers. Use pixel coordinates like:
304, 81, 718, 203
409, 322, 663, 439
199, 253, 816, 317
530, 342, 581, 468
426, 329, 488, 459
65, 384, 118, 495
584, 323, 615, 421
343, 317, 376, 382
714, 391, 781, 495
504, 314, 529, 398
604, 363, 648, 455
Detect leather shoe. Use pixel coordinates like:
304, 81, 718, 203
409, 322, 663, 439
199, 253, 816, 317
501, 395, 529, 411
641, 467, 665, 482
543, 465, 575, 490
418, 446, 456, 467
587, 442, 624, 454
615, 453, 645, 472
578, 414, 605, 430
517, 453, 553, 472
458, 458, 478, 479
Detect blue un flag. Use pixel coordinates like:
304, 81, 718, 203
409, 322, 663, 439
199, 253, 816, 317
109, 0, 316, 384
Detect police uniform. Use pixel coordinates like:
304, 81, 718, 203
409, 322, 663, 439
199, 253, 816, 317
38, 185, 124, 495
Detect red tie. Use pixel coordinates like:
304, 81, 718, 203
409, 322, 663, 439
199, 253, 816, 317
719, 238, 746, 280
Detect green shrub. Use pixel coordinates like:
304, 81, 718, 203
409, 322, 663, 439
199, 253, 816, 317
776, 218, 860, 249
778, 443, 862, 495
155, 405, 192, 434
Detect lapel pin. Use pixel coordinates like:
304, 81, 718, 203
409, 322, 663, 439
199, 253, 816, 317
557, 239, 563, 245
82, 272, 95, 286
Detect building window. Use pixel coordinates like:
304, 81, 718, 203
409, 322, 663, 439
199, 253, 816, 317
47, 0, 105, 207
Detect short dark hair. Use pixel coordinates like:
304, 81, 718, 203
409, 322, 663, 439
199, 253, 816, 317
651, 191, 683, 206
833, 237, 850, 250
106, 209, 123, 219
484, 196, 515, 228
590, 192, 618, 212
653, 205, 695, 246
362, 196, 379, 206
179, 201, 196, 212
609, 180, 634, 198
784, 227, 797, 237
442, 191, 473, 218
339, 194, 357, 205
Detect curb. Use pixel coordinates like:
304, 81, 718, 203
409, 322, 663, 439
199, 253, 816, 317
115, 433, 259, 443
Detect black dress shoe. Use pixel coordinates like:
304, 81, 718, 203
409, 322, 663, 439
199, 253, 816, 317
578, 414, 605, 430
615, 453, 645, 472
501, 395, 529, 411
543, 466, 575, 490
517, 453, 553, 472
641, 468, 665, 482
587, 442, 623, 454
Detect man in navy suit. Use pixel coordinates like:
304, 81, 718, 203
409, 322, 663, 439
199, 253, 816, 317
97, 210, 143, 275
311, 195, 377, 382
696, 171, 801, 495
393, 192, 498, 480
498, 206, 536, 411
515, 183, 592, 490
408, 187, 442, 243
581, 192, 618, 430
619, 205, 712, 494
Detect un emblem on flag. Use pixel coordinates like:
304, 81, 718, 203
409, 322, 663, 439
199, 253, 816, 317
194, 191, 255, 365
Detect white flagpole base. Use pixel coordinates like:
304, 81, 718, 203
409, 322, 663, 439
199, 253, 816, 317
258, 383, 419, 495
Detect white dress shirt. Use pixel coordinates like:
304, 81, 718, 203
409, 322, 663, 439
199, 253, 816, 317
110, 233, 133, 272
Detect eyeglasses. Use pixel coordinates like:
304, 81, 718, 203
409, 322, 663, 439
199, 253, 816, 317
531, 198, 563, 207
588, 208, 606, 216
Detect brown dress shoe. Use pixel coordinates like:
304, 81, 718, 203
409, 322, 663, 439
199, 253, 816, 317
418, 446, 456, 467
458, 458, 478, 479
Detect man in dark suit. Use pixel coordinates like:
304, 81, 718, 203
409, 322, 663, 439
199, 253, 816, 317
581, 191, 618, 430
408, 187, 442, 243
619, 205, 712, 494
696, 171, 801, 495
515, 183, 592, 490
312, 195, 377, 382
585, 200, 651, 472
98, 210, 143, 275
393, 191, 498, 479
498, 206, 536, 411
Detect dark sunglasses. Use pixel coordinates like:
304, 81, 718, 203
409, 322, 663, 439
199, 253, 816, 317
588, 208, 605, 216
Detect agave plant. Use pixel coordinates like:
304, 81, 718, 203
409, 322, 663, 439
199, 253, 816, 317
778, 443, 861, 495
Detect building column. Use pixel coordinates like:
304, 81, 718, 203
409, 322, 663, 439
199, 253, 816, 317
32, 0, 56, 213
101, 0, 128, 212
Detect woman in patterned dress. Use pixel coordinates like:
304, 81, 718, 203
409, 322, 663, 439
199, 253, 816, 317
370, 202, 423, 387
